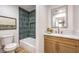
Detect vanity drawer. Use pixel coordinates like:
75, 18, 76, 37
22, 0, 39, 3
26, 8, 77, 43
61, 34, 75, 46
44, 35, 61, 40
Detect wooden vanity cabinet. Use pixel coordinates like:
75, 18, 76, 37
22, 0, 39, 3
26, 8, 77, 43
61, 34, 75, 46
44, 35, 79, 53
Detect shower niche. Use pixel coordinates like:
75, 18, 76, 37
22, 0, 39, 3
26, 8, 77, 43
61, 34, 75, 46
19, 6, 36, 39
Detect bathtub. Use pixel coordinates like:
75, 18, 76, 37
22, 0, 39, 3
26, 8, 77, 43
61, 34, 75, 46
20, 37, 36, 53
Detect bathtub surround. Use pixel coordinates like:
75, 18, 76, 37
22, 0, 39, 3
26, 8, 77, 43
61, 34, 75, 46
19, 7, 36, 40
29, 10, 36, 38
19, 8, 29, 39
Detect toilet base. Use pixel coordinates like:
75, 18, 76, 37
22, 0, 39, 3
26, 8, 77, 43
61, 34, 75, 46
5, 50, 15, 53
4, 49, 16, 53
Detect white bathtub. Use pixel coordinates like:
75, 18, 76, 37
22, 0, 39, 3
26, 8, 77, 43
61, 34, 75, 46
20, 37, 36, 53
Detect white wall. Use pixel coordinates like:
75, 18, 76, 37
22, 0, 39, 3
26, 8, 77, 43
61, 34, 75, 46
36, 5, 48, 52
47, 5, 74, 35
0, 5, 19, 44
73, 5, 79, 36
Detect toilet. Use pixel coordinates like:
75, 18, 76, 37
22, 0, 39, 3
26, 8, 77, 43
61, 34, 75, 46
4, 43, 17, 53
1, 35, 18, 53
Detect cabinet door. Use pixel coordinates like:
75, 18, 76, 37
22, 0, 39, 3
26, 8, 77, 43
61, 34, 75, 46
58, 43, 76, 53
76, 47, 79, 52
44, 38, 57, 53
44, 39, 53, 53
52, 41, 58, 53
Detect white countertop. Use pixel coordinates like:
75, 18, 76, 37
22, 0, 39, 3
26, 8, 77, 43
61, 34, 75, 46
44, 33, 79, 40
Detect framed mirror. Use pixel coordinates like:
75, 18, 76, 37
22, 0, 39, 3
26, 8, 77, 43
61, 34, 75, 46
51, 6, 68, 28
0, 16, 16, 30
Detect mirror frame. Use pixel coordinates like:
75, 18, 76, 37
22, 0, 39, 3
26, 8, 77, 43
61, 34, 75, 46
51, 5, 68, 28
0, 16, 16, 30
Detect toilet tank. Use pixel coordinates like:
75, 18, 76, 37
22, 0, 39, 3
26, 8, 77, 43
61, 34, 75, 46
1, 35, 14, 45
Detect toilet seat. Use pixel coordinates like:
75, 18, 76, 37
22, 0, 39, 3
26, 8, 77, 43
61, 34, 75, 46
4, 43, 17, 52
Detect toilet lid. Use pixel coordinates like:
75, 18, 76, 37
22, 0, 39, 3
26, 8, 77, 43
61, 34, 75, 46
4, 43, 17, 51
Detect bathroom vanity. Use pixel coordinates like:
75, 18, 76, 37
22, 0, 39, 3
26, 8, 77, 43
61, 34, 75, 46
44, 34, 79, 53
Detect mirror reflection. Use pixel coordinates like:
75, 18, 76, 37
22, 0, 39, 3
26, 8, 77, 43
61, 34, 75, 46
51, 6, 67, 28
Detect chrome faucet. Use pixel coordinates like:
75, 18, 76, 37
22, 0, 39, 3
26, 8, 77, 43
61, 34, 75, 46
55, 27, 63, 34
58, 27, 60, 34
57, 27, 63, 34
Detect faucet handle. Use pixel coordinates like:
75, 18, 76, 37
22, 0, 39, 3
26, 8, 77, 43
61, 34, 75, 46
61, 31, 63, 34
55, 30, 57, 33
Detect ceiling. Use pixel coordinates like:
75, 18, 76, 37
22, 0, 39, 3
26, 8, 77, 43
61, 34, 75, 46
19, 5, 36, 11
